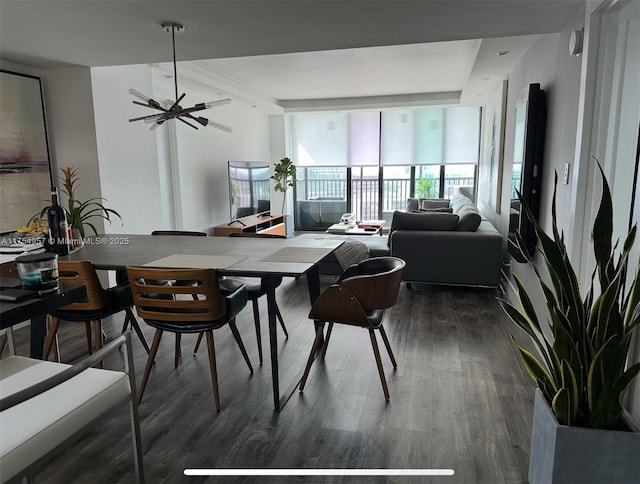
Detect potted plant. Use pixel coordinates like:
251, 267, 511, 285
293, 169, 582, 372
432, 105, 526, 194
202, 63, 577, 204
271, 157, 296, 215
499, 163, 640, 483
35, 166, 121, 246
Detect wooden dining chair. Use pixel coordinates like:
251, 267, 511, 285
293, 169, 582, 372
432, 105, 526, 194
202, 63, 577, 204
44, 261, 150, 364
126, 266, 253, 411
299, 257, 405, 401
193, 231, 289, 365
151, 229, 207, 368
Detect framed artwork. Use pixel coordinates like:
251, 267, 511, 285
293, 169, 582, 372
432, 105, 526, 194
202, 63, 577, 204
479, 80, 507, 214
0, 69, 52, 233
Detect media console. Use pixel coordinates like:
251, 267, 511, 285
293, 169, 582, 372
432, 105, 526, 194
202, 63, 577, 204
212, 214, 286, 237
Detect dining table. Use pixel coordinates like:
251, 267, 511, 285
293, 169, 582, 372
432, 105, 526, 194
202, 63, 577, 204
61, 233, 343, 411
0, 283, 88, 358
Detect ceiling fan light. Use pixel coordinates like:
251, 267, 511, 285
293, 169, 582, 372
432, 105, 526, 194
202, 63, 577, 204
128, 22, 232, 133
207, 120, 233, 133
204, 98, 232, 109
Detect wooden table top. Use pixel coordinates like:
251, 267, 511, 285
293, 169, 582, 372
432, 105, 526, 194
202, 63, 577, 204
61, 233, 343, 278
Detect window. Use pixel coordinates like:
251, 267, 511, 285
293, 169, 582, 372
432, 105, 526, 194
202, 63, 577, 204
290, 106, 481, 229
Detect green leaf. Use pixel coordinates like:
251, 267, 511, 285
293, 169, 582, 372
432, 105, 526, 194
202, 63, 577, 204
552, 388, 572, 425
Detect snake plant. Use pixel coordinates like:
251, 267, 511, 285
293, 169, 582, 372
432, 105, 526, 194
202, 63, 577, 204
499, 162, 640, 429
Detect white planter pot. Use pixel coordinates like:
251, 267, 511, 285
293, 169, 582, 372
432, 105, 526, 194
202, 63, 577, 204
529, 389, 640, 484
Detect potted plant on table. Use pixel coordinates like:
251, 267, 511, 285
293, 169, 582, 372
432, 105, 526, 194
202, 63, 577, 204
498, 163, 640, 483
35, 166, 122, 247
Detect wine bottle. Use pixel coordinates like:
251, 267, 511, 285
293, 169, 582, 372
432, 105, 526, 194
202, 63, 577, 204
47, 186, 70, 256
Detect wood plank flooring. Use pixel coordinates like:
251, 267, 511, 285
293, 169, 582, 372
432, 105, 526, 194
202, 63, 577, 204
5, 278, 536, 484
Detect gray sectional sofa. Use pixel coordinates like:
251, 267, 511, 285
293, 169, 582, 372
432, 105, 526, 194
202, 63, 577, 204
388, 195, 503, 287
314, 195, 503, 288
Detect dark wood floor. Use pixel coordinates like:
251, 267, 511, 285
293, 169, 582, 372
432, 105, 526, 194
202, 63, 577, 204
7, 277, 535, 484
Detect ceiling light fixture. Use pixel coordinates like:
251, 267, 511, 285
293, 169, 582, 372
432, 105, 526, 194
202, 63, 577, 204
128, 22, 233, 132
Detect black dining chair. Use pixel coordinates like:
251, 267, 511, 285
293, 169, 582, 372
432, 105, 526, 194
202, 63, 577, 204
299, 257, 405, 401
126, 266, 253, 411
193, 232, 289, 365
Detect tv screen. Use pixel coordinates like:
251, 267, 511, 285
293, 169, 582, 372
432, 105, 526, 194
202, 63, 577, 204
228, 161, 270, 220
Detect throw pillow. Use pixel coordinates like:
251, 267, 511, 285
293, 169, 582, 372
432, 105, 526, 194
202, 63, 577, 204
390, 211, 459, 234
419, 207, 453, 213
406, 198, 420, 211
421, 199, 450, 210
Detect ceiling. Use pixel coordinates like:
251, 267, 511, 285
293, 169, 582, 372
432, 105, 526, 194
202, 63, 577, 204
0, 1, 584, 109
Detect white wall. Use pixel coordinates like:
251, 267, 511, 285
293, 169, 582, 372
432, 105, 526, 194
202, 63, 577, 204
90, 65, 165, 234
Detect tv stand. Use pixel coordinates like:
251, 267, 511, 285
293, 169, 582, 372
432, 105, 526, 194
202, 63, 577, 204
212, 214, 286, 237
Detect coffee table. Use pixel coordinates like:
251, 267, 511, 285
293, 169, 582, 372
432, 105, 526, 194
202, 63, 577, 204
326, 222, 383, 236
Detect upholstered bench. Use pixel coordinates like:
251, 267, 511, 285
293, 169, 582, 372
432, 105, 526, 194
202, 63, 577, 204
0, 333, 144, 482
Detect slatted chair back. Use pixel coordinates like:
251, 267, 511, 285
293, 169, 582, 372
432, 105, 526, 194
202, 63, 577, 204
126, 267, 226, 323
58, 260, 110, 310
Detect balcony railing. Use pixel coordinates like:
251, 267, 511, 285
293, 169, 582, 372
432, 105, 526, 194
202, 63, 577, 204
295, 176, 475, 226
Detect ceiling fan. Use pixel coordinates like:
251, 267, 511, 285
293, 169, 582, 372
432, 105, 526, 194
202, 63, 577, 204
128, 22, 233, 132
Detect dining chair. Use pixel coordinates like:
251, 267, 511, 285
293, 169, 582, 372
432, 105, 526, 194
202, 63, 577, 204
299, 256, 405, 401
43, 260, 151, 364
150, 229, 207, 368
193, 231, 289, 365
126, 266, 253, 411
0, 331, 144, 483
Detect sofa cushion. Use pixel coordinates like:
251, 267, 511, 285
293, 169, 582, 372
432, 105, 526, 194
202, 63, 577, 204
418, 206, 453, 213
389, 211, 459, 242
449, 194, 475, 212
421, 199, 450, 210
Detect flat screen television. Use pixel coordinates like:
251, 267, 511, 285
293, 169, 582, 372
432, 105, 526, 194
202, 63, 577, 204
228, 161, 271, 221
508, 83, 547, 262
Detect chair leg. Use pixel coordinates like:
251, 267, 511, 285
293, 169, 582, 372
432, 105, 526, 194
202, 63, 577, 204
137, 329, 163, 404
205, 330, 221, 412
43, 317, 61, 360
0, 333, 6, 356
251, 299, 263, 365
228, 318, 253, 373
174, 333, 182, 368
378, 325, 397, 368
299, 325, 324, 392
275, 302, 289, 339
369, 329, 390, 401
321, 322, 334, 360
93, 320, 104, 368
85, 321, 93, 355
192, 333, 204, 354
124, 308, 151, 355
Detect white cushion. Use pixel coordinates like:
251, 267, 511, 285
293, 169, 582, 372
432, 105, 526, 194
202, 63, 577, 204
0, 356, 131, 482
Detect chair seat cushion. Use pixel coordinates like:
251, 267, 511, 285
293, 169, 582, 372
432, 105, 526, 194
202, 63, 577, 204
222, 276, 283, 300
0, 356, 130, 482
50, 283, 133, 321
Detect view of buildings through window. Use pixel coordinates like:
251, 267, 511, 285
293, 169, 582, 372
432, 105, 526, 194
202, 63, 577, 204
291, 107, 481, 229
